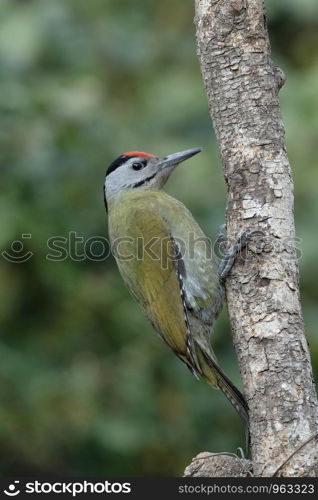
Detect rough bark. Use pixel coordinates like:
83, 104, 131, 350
184, 452, 253, 477
189, 0, 318, 477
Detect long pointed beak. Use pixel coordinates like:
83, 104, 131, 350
158, 147, 202, 171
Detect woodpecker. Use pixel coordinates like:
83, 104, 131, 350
104, 148, 251, 438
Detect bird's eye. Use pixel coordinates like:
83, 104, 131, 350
132, 162, 143, 171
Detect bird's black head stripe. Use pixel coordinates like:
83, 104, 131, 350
106, 155, 139, 177
103, 185, 108, 212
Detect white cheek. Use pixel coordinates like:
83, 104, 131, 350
105, 168, 137, 198
105, 174, 122, 199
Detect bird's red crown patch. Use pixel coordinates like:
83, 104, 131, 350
123, 151, 155, 158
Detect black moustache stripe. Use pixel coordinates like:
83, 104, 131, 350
132, 172, 157, 188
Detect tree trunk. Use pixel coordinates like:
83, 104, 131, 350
189, 0, 318, 477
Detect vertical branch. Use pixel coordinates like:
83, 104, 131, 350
194, 0, 318, 476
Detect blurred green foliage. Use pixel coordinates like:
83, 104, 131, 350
0, 0, 317, 476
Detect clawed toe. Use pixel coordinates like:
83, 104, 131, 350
238, 230, 264, 248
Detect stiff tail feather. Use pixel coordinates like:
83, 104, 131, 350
200, 349, 250, 449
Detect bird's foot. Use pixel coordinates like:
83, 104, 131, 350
218, 229, 264, 281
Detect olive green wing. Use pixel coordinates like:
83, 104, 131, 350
118, 209, 200, 374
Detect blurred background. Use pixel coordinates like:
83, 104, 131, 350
0, 0, 317, 476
